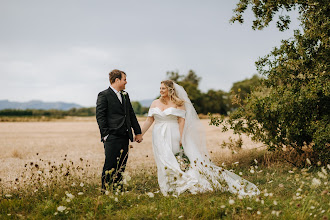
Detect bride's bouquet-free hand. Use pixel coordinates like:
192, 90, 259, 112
175, 145, 190, 172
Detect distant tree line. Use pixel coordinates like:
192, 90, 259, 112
0, 107, 96, 118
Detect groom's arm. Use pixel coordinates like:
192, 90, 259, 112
96, 91, 110, 141
126, 93, 142, 135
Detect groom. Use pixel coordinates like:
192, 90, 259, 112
96, 69, 142, 192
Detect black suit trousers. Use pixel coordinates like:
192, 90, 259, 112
101, 135, 129, 190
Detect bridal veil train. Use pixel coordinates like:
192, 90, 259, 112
148, 82, 260, 197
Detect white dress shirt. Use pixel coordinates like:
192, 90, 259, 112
110, 85, 122, 103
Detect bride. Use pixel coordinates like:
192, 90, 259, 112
141, 80, 260, 197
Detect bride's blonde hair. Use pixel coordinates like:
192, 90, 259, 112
160, 80, 185, 106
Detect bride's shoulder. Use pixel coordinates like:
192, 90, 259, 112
177, 104, 185, 111
150, 99, 160, 108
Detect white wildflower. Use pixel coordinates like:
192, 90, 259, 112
257, 211, 261, 215
250, 169, 255, 174
239, 172, 243, 176
327, 164, 330, 170
254, 159, 258, 164
71, 182, 76, 187
5, 194, 12, 198
37, 171, 42, 175
229, 199, 235, 205
273, 200, 278, 205
247, 207, 252, 210
318, 172, 327, 179
321, 167, 327, 175
57, 206, 66, 212
310, 206, 315, 209
306, 158, 311, 165
114, 197, 118, 202
261, 200, 264, 205
311, 178, 321, 188
105, 190, 109, 195
220, 205, 226, 208
178, 216, 184, 218
238, 195, 243, 200
288, 170, 294, 173
80, 182, 84, 187
66, 193, 75, 199
54, 212, 58, 215
78, 192, 84, 196
317, 161, 321, 166
269, 193, 273, 197
146, 192, 154, 198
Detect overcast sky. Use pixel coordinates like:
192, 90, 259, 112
0, 0, 300, 107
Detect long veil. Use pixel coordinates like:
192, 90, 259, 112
173, 83, 211, 165
173, 82, 260, 196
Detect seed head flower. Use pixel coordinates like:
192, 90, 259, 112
318, 172, 327, 179
57, 206, 66, 212
311, 178, 321, 188
66, 193, 75, 199
147, 192, 154, 198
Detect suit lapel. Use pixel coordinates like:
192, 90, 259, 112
107, 87, 124, 110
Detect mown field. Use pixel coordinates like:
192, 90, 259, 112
0, 117, 329, 219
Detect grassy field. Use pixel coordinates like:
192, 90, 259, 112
0, 118, 329, 219
1, 153, 329, 219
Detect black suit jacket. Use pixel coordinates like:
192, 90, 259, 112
96, 87, 141, 142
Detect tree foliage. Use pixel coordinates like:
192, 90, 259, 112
229, 74, 262, 109
218, 0, 330, 164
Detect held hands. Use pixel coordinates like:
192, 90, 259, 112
135, 134, 143, 143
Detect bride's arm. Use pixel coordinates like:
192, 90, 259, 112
141, 100, 157, 136
178, 117, 185, 146
177, 104, 186, 146
141, 116, 154, 136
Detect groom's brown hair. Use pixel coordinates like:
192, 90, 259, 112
109, 69, 126, 84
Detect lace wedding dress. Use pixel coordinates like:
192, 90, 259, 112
148, 84, 260, 197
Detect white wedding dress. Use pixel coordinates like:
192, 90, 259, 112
148, 84, 260, 197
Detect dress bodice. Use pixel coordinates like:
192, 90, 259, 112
148, 107, 186, 123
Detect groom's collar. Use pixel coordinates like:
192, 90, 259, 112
109, 85, 120, 94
